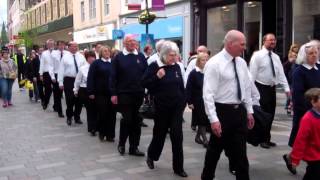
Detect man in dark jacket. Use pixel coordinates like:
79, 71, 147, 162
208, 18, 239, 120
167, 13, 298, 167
14, 48, 27, 90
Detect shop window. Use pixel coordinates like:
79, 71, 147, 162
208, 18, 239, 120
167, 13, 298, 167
207, 4, 237, 55
293, 0, 320, 45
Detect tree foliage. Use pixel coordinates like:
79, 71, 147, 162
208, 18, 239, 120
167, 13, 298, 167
0, 22, 9, 47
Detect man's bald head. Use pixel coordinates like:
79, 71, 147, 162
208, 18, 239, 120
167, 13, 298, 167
224, 30, 246, 57
123, 34, 137, 52
197, 45, 208, 54
68, 41, 78, 54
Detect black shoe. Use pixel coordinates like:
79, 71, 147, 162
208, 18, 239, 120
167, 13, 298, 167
141, 121, 148, 127
191, 126, 196, 131
129, 149, 145, 157
53, 106, 58, 112
75, 120, 83, 124
268, 141, 277, 147
66, 118, 72, 126
203, 140, 209, 148
90, 131, 96, 136
174, 170, 188, 178
118, 146, 125, 155
260, 143, 270, 149
99, 134, 105, 141
58, 113, 65, 118
42, 103, 47, 110
195, 137, 203, 145
229, 164, 236, 175
146, 157, 154, 169
283, 154, 297, 175
106, 137, 115, 142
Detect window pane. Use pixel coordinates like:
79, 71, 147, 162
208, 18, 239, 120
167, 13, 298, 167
81, 1, 85, 21
207, 4, 237, 55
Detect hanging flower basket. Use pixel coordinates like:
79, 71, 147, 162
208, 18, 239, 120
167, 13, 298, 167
138, 10, 156, 25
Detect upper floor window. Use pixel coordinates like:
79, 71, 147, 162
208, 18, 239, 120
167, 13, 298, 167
104, 0, 110, 16
81, 1, 85, 21
89, 0, 96, 19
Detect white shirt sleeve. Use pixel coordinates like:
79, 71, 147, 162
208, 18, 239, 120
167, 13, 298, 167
249, 52, 259, 82
203, 61, 220, 123
184, 59, 196, 85
276, 58, 290, 92
73, 70, 83, 94
243, 65, 254, 114
39, 53, 44, 75
58, 55, 65, 86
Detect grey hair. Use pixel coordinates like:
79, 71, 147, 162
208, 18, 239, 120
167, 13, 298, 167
296, 42, 319, 65
156, 39, 165, 53
159, 41, 179, 64
46, 39, 54, 44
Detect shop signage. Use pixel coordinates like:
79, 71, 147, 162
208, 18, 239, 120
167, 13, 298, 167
112, 30, 125, 40
152, 0, 165, 11
74, 24, 114, 44
128, 0, 141, 10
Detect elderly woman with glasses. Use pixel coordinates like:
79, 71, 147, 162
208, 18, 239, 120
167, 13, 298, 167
142, 41, 187, 178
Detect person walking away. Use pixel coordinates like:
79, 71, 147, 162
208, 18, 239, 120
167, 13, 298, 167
25, 51, 40, 102
13, 48, 26, 90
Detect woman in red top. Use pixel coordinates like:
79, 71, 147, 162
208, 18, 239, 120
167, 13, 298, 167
283, 88, 320, 180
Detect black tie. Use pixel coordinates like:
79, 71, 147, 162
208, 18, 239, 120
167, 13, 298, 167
60, 51, 63, 60
232, 58, 242, 101
73, 55, 79, 73
268, 51, 276, 77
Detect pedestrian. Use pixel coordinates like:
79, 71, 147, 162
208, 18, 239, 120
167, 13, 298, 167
94, 43, 102, 59
201, 30, 254, 180
110, 34, 147, 156
283, 49, 298, 115
249, 33, 290, 149
288, 44, 320, 147
0, 47, 17, 107
74, 50, 97, 136
24, 50, 40, 102
87, 46, 116, 141
143, 45, 153, 60
186, 52, 210, 148
283, 88, 320, 180
111, 48, 120, 59
58, 41, 86, 126
13, 48, 26, 91
147, 39, 165, 65
143, 41, 187, 177
51, 41, 67, 118
39, 39, 55, 110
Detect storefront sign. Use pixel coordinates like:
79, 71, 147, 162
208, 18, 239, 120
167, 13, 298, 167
74, 24, 114, 44
112, 30, 125, 40
128, 0, 141, 10
121, 16, 183, 41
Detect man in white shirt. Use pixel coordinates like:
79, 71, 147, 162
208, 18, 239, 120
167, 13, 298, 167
147, 39, 165, 65
58, 41, 86, 126
51, 41, 67, 118
39, 39, 55, 110
185, 45, 209, 82
201, 30, 254, 180
249, 33, 290, 149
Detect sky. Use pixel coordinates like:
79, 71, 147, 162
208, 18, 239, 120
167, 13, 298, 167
0, 0, 7, 24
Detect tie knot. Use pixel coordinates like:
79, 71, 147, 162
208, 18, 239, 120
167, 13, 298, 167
268, 51, 272, 56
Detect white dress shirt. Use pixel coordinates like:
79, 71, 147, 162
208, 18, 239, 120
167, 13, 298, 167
177, 61, 186, 84
51, 50, 68, 78
248, 71, 260, 106
203, 49, 253, 123
123, 48, 138, 56
101, 57, 111, 62
249, 46, 290, 92
147, 53, 159, 65
39, 49, 55, 79
73, 62, 90, 94
58, 51, 86, 86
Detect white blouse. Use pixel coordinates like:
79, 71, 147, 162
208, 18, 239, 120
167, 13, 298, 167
73, 63, 89, 94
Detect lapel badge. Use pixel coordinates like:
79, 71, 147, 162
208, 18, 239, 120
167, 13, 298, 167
137, 59, 140, 64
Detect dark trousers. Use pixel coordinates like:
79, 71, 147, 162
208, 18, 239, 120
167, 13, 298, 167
118, 94, 143, 150
96, 95, 116, 138
255, 82, 276, 142
201, 103, 249, 180
52, 74, 63, 114
43, 72, 52, 106
148, 103, 184, 172
17, 68, 24, 88
303, 161, 320, 180
28, 80, 39, 101
63, 77, 82, 120
79, 88, 98, 132
37, 79, 44, 102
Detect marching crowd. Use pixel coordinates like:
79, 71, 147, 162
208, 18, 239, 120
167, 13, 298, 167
0, 29, 320, 180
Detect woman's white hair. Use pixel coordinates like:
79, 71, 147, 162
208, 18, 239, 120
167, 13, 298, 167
159, 41, 179, 64
296, 41, 319, 65
155, 39, 165, 53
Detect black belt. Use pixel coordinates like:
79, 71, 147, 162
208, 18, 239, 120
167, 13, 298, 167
215, 102, 242, 109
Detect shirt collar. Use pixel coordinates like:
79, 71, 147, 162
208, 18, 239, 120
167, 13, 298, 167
123, 48, 138, 56
101, 57, 111, 62
302, 63, 318, 70
156, 57, 165, 67
222, 48, 235, 62
195, 66, 204, 73
262, 46, 273, 55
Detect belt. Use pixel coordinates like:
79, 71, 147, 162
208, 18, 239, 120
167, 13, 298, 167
216, 103, 242, 109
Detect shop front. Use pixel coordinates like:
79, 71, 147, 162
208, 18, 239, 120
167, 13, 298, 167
192, 0, 295, 61
73, 23, 116, 50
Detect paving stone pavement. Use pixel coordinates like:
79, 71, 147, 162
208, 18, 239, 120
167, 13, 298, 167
0, 83, 305, 180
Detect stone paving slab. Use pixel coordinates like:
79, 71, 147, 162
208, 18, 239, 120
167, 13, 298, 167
0, 83, 305, 180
